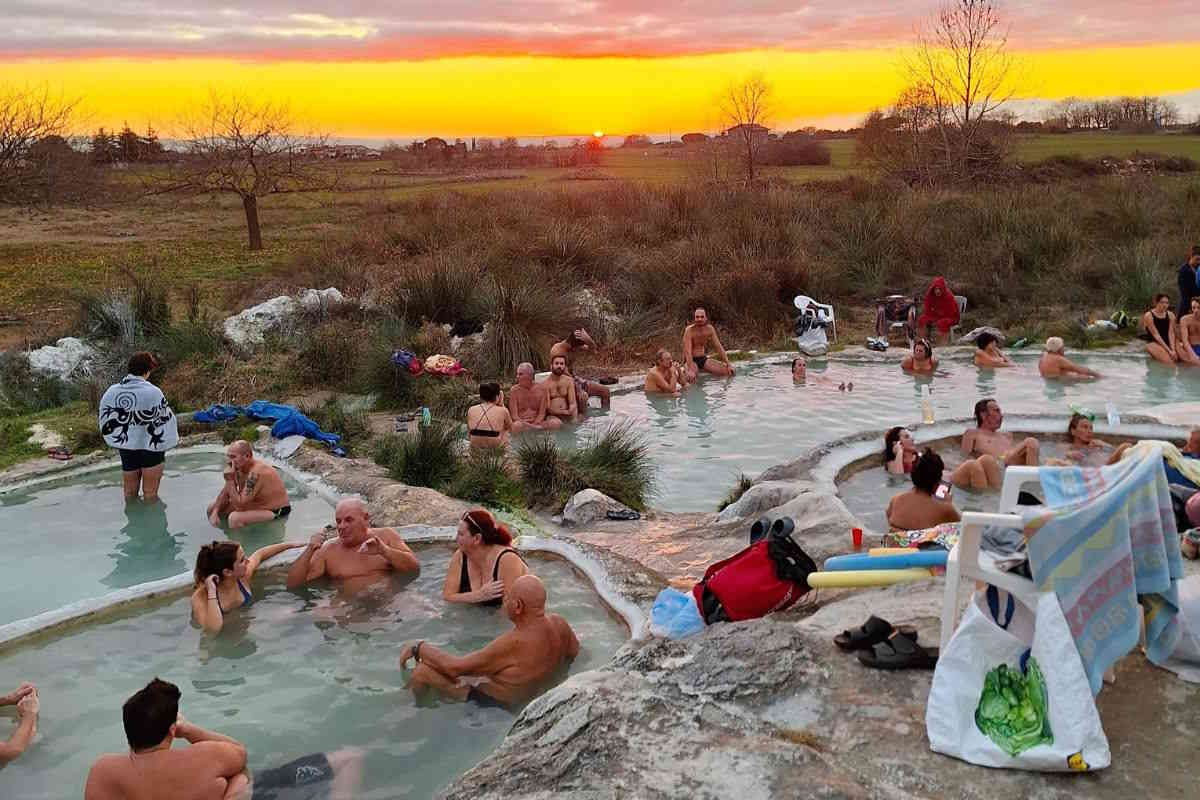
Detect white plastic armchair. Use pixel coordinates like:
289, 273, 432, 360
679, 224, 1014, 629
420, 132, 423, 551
950, 295, 968, 340
793, 295, 837, 343
938, 465, 1042, 651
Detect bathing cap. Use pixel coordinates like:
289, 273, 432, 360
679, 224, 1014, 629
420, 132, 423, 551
1045, 337, 1065, 353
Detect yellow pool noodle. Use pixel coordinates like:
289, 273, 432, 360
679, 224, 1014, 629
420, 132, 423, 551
867, 547, 918, 556
807, 568, 933, 588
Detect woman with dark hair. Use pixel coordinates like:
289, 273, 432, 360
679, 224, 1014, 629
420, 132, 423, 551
467, 382, 513, 449
191, 539, 306, 633
915, 277, 960, 344
98, 350, 179, 502
442, 509, 528, 606
885, 449, 962, 531
1142, 293, 1179, 365
973, 332, 1014, 368
884, 427, 1002, 488
901, 339, 937, 374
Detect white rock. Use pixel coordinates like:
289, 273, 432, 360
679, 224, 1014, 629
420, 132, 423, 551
25, 337, 96, 380
957, 325, 1006, 345
222, 288, 347, 349
561, 488, 632, 525
716, 480, 807, 523
26, 423, 65, 450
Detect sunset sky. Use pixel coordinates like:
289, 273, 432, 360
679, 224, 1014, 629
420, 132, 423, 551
4, 1, 1200, 138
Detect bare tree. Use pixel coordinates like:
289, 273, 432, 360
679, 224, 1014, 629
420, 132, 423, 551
719, 74, 773, 181
155, 92, 332, 250
905, 0, 1016, 180
0, 84, 90, 204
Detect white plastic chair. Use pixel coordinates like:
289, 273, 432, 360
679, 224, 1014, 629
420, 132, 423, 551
939, 466, 1043, 652
793, 295, 837, 343
949, 294, 968, 341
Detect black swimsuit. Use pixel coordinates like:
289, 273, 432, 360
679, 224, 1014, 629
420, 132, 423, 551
459, 548, 525, 606
469, 404, 502, 438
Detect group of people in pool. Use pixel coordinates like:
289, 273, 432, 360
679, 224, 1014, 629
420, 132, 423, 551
5, 437, 582, 796
880, 401, 1200, 532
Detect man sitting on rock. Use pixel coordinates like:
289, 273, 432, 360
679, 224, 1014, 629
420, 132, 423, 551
962, 399, 1040, 466
286, 498, 419, 591
509, 362, 560, 432
549, 328, 611, 411
399, 575, 579, 709
206, 440, 291, 529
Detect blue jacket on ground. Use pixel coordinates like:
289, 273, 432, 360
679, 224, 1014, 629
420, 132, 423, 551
191, 401, 343, 453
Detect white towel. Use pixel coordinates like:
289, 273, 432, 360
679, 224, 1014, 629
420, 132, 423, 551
98, 375, 179, 451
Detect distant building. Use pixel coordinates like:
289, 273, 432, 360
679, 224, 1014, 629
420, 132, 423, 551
680, 132, 709, 145
722, 123, 770, 141
423, 137, 448, 150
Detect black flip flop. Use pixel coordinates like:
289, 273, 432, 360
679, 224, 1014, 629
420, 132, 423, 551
833, 616, 916, 652
598, 377, 618, 385
857, 632, 939, 669
605, 508, 641, 521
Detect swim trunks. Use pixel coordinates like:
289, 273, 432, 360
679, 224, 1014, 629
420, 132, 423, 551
118, 448, 165, 472
467, 686, 513, 711
1193, 344, 1200, 357
692, 355, 707, 369
573, 375, 590, 399
252, 753, 332, 800
272, 505, 292, 519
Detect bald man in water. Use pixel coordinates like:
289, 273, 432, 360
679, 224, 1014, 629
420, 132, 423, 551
206, 440, 291, 529
399, 575, 580, 708
286, 498, 419, 589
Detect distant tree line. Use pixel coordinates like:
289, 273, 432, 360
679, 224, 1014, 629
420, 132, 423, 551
1041, 96, 1181, 133
90, 124, 166, 164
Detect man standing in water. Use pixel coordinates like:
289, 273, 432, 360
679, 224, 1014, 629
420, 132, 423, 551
206, 440, 291, 529
399, 575, 579, 708
509, 362, 560, 432
287, 498, 419, 589
682, 307, 734, 381
543, 355, 579, 424
962, 399, 1040, 466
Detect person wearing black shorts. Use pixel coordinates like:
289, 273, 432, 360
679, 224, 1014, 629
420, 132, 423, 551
250, 748, 363, 800
98, 351, 178, 502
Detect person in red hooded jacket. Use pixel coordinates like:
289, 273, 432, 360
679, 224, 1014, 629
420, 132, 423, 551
915, 277, 960, 344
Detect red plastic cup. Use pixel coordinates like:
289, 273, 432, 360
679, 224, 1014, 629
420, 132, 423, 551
851, 527, 864, 551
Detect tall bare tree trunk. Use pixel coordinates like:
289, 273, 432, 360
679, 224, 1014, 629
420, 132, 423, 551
242, 194, 262, 251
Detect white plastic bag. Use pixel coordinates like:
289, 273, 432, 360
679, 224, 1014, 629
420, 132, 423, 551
926, 591, 1110, 772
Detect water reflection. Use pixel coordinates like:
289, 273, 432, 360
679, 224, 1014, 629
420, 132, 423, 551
102, 499, 186, 589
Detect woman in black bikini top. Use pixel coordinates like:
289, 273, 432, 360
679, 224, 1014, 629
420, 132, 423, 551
467, 382, 513, 449
442, 509, 528, 606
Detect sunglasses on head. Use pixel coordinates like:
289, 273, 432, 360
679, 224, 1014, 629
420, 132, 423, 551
462, 512, 482, 535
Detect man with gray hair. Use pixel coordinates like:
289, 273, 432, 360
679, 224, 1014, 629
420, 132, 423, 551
508, 362, 559, 432
1037, 337, 1100, 379
286, 498, 418, 590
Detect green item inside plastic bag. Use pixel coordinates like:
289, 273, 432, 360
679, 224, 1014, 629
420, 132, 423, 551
975, 657, 1054, 757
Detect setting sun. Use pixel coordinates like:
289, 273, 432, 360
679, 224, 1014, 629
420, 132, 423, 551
593, 131, 604, 138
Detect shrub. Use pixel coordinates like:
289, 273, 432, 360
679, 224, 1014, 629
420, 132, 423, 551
153, 320, 224, 367
412, 320, 453, 358
372, 420, 462, 489
0, 353, 78, 415
447, 448, 525, 509
295, 320, 362, 385
568, 421, 655, 510
388, 249, 486, 333
515, 436, 572, 508
718, 473, 754, 512
477, 270, 574, 376
1108, 242, 1164, 313
300, 399, 371, 453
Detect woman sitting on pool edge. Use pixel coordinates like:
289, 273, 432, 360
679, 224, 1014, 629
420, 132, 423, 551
886, 449, 962, 531
1141, 293, 1179, 365
191, 540, 307, 633
901, 339, 937, 374
443, 509, 528, 606
884, 427, 1002, 489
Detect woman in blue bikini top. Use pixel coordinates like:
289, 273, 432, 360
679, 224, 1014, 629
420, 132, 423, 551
442, 509, 528, 607
191, 539, 306, 633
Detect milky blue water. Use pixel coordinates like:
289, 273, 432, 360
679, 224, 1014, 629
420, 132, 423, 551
551, 353, 1200, 512
0, 548, 626, 800
0, 452, 330, 626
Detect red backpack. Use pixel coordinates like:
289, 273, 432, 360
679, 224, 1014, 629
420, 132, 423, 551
692, 533, 817, 624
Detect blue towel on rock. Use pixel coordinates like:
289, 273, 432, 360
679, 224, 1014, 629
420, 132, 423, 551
192, 403, 243, 424
191, 401, 344, 455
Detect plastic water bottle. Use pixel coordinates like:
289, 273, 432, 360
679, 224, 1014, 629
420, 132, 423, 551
420, 407, 432, 427
1106, 400, 1120, 427
921, 385, 935, 424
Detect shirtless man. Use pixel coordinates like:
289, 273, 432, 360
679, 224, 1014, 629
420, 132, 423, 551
1, 683, 38, 767
973, 332, 1014, 368
962, 399, 1040, 466
399, 574, 579, 708
1038, 337, 1100, 379
1176, 298, 1200, 366
549, 328, 611, 410
206, 440, 291, 529
682, 307, 734, 381
286, 498, 419, 589
509, 363, 560, 432
885, 450, 962, 531
644, 349, 685, 396
84, 678, 248, 800
543, 355, 579, 423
